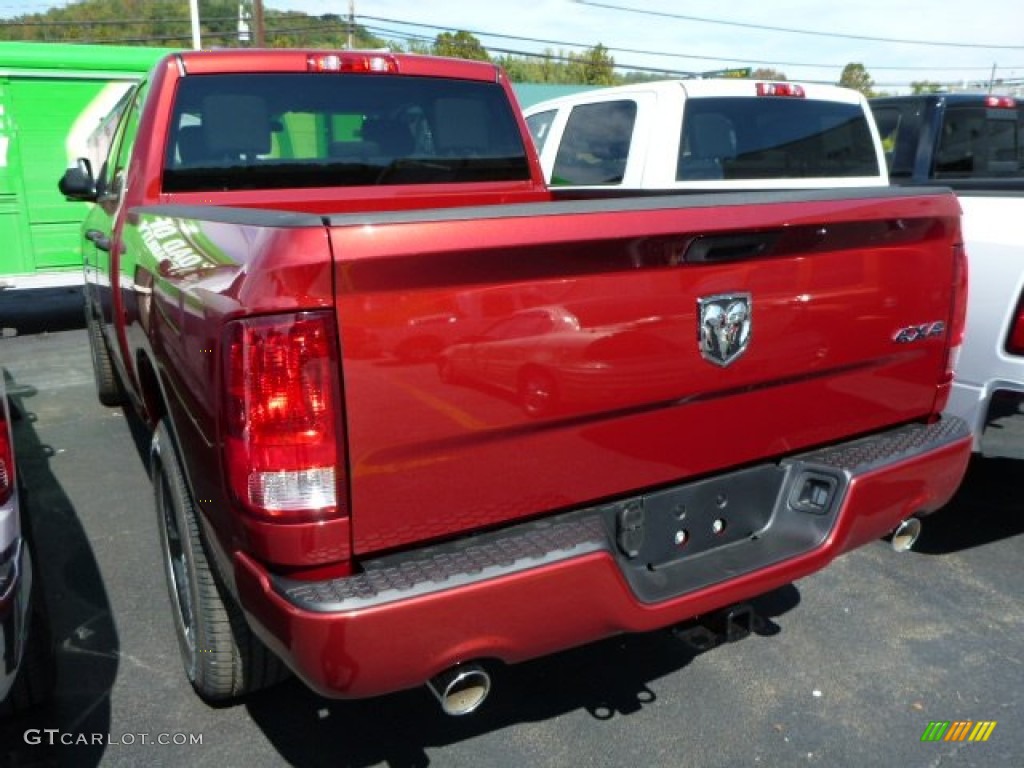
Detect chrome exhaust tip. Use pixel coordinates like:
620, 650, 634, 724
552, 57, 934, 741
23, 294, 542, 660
427, 663, 491, 716
891, 517, 922, 552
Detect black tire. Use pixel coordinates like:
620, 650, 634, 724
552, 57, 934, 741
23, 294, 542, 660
85, 308, 124, 406
0, 545, 55, 717
151, 421, 287, 701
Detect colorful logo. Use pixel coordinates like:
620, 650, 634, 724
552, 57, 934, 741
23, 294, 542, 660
921, 721, 997, 743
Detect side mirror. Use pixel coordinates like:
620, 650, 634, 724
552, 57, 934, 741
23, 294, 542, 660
58, 158, 97, 201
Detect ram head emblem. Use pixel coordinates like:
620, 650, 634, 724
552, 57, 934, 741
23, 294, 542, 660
698, 293, 752, 366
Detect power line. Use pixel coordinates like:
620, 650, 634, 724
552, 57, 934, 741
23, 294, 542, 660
0, 1, 68, 14
360, 23, 705, 77
71, 23, 348, 46
4, 7, 1020, 71
574, 0, 1024, 51
0, 16, 236, 27
3, 4, 1018, 86
357, 22, 987, 86
357, 14, 1023, 73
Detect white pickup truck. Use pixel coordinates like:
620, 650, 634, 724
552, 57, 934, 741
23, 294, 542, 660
521, 79, 889, 191
870, 94, 1024, 455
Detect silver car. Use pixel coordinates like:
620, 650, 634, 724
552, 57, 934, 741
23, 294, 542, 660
0, 373, 51, 716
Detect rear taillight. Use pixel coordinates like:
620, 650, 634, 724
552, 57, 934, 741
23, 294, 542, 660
0, 406, 13, 507
984, 95, 1016, 109
307, 53, 398, 73
223, 312, 345, 522
1007, 291, 1024, 356
949, 243, 969, 349
936, 242, 969, 412
756, 82, 805, 98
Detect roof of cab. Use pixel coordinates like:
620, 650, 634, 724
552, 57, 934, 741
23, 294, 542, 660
522, 78, 866, 115
173, 48, 503, 82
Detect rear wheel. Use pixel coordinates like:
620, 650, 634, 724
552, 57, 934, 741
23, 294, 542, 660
85, 308, 124, 406
152, 421, 287, 701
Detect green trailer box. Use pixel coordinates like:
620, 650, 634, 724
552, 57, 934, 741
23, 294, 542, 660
0, 42, 175, 290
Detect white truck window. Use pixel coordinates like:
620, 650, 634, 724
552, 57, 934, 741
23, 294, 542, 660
552, 100, 636, 186
935, 106, 1023, 177
677, 98, 878, 181
525, 109, 556, 153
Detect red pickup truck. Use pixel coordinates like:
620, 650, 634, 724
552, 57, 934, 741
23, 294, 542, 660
59, 49, 971, 715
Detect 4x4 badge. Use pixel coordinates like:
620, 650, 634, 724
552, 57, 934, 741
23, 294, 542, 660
699, 293, 751, 366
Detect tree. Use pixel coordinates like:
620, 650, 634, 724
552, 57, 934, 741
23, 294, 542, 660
839, 62, 875, 97
392, 38, 433, 55
0, 0, 387, 48
750, 67, 787, 81
619, 70, 676, 84
566, 44, 615, 86
496, 55, 548, 83
0, 1, 630, 86
433, 31, 491, 62
911, 80, 944, 94
533, 51, 574, 84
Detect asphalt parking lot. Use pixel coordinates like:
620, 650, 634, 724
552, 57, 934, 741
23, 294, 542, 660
1, 292, 1022, 768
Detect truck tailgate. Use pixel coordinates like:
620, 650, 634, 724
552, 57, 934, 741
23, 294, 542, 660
328, 189, 961, 555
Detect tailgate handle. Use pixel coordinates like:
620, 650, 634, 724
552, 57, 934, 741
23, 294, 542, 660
86, 229, 111, 252
683, 233, 777, 263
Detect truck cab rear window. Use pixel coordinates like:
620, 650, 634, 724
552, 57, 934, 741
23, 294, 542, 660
677, 97, 878, 181
162, 73, 531, 192
932, 106, 1023, 178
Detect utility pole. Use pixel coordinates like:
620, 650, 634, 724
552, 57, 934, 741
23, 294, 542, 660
253, 0, 265, 47
348, 0, 355, 49
189, 0, 201, 50
348, 0, 356, 49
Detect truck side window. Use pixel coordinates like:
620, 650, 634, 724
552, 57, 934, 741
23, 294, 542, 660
870, 104, 923, 178
552, 100, 636, 185
99, 86, 145, 200
525, 109, 556, 153
871, 107, 901, 170
84, 85, 137, 192
82, 86, 137, 199
936, 106, 1022, 178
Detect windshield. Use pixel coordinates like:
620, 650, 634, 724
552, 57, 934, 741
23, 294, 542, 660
162, 73, 531, 192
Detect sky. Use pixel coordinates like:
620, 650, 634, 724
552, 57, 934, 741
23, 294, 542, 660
2, 0, 1023, 91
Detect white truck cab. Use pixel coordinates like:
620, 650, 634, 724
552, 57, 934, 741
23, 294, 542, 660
523, 79, 889, 191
